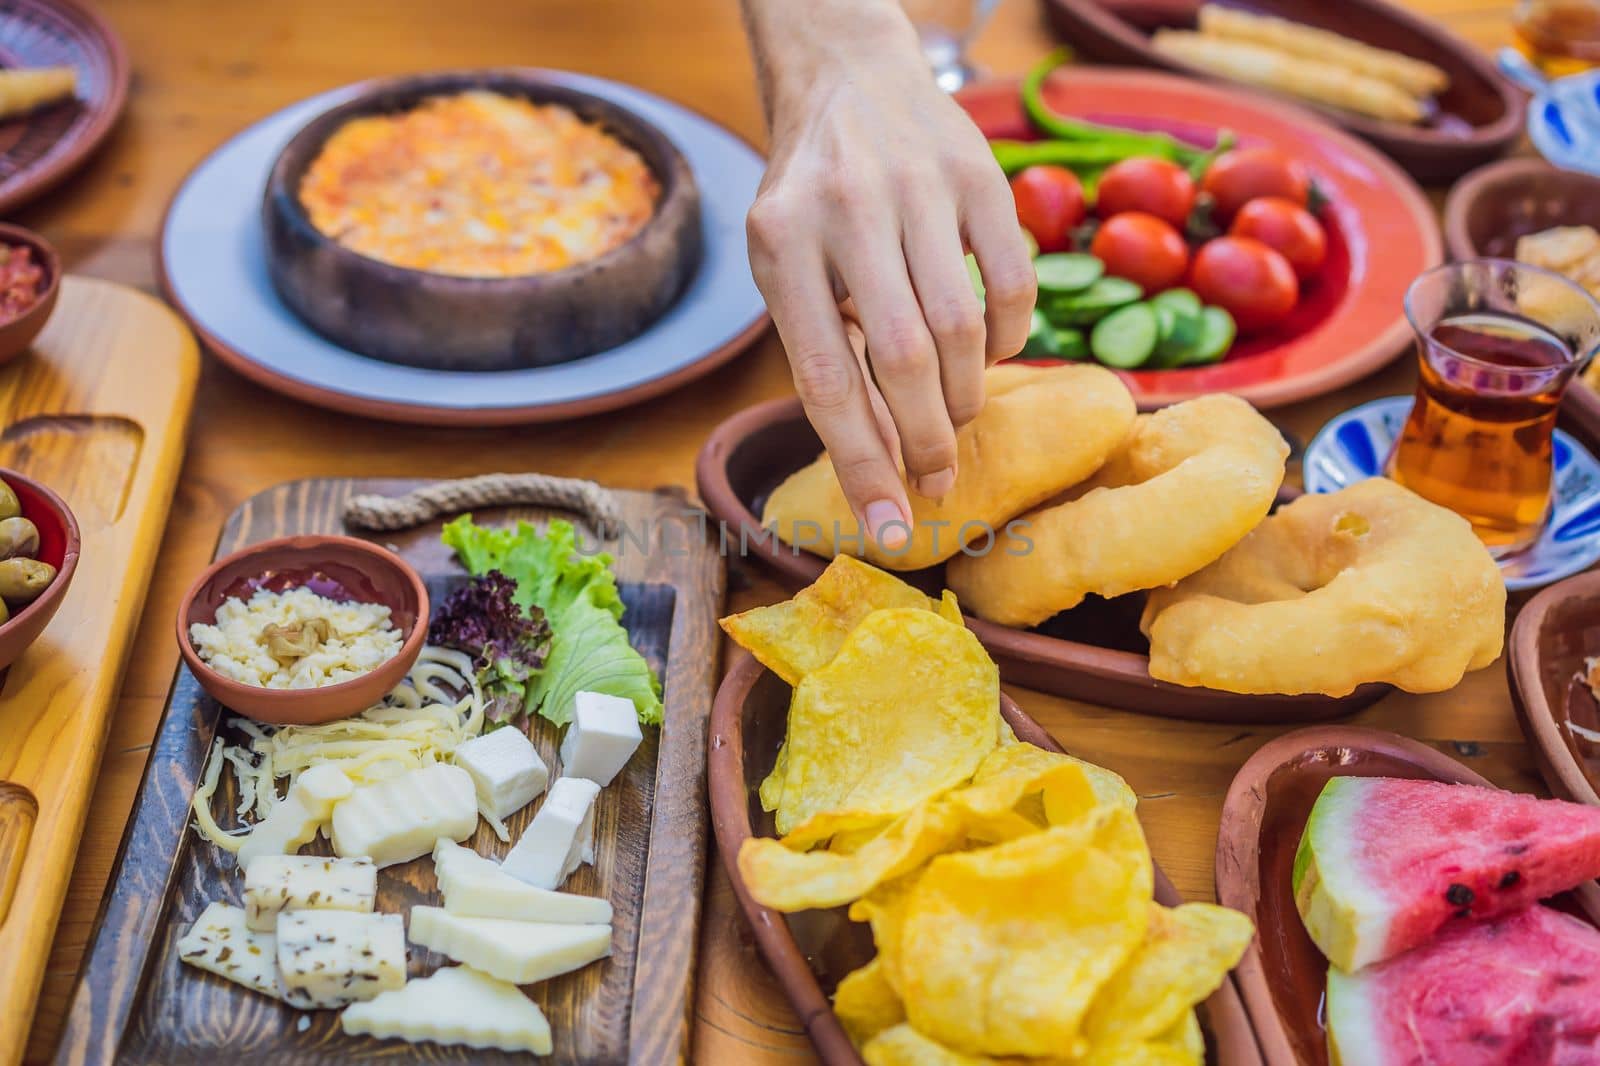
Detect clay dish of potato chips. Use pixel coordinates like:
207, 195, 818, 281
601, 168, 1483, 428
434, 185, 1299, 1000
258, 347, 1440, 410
696, 395, 1389, 724
707, 647, 1265, 1065
1215, 725, 1600, 1066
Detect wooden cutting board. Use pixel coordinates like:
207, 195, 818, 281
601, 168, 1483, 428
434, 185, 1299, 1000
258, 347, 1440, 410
0, 277, 198, 1066
57, 477, 724, 1065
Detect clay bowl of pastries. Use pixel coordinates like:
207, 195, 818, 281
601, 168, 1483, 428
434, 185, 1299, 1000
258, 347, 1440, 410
262, 68, 702, 371
176, 534, 429, 725
0, 467, 79, 671
696, 363, 1511, 722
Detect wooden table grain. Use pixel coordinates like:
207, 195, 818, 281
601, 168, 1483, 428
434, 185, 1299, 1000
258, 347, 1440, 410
16, 0, 1523, 1062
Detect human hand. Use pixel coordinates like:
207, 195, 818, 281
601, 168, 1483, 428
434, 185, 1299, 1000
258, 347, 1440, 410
740, 0, 1036, 548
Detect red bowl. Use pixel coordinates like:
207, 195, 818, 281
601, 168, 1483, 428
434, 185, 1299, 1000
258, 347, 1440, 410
958, 68, 1441, 410
176, 535, 429, 725
0, 223, 60, 367
0, 467, 79, 670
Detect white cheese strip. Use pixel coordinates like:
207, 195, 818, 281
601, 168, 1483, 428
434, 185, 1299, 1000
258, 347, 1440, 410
339, 965, 553, 1053
276, 911, 406, 1008
176, 901, 283, 999
408, 906, 611, 985
558, 691, 643, 787
500, 776, 600, 890
244, 854, 377, 932
235, 764, 353, 869
331, 762, 476, 868
452, 727, 549, 841
433, 839, 612, 925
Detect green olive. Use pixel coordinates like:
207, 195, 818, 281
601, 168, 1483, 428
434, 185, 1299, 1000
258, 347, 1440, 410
0, 516, 38, 560
0, 596, 12, 625
0, 558, 54, 603
0, 480, 20, 523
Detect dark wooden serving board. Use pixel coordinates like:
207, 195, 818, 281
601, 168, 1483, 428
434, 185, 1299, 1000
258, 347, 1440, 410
54, 477, 725, 1066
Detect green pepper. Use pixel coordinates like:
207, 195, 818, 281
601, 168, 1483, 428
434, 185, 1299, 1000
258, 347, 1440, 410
990, 139, 1150, 176
1020, 49, 1209, 167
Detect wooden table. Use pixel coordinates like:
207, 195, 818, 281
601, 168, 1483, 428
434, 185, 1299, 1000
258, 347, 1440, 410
15, 0, 1526, 1061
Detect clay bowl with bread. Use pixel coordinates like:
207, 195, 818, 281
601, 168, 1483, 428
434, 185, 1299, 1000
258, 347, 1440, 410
0, 467, 78, 671
1039, 0, 1522, 183
262, 68, 702, 372
176, 534, 429, 725
696, 394, 1391, 723
1215, 725, 1600, 1066
708, 647, 1265, 1066
1509, 570, 1600, 807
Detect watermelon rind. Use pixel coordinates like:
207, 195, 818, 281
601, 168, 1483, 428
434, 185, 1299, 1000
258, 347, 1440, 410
1293, 777, 1395, 972
1324, 964, 1384, 1066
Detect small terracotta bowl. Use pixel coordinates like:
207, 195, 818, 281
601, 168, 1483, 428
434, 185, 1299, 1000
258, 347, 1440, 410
176, 535, 429, 725
1509, 570, 1600, 806
0, 223, 61, 367
262, 68, 702, 372
0, 467, 79, 671
1444, 158, 1600, 262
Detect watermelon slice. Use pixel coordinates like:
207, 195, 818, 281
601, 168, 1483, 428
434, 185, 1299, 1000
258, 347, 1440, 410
1326, 905, 1600, 1065
1294, 776, 1600, 971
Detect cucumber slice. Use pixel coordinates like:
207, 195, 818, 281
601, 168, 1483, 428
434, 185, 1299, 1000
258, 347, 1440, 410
1054, 327, 1089, 361
1185, 306, 1237, 366
1018, 309, 1060, 358
1046, 276, 1144, 326
1151, 302, 1203, 368
1150, 287, 1202, 318
966, 253, 985, 302
1090, 303, 1159, 369
1033, 253, 1104, 297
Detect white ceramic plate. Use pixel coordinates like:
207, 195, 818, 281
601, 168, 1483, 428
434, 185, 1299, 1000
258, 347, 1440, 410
160, 71, 768, 426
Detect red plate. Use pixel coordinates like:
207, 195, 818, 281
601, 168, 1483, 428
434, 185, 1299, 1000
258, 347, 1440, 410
959, 68, 1440, 410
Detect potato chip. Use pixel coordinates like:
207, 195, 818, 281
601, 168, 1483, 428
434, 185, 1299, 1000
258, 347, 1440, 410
833, 958, 905, 1046
860, 1024, 1000, 1066
1164, 1010, 1205, 1065
970, 740, 1136, 819
892, 812, 1153, 1058
772, 608, 998, 836
1075, 1040, 1192, 1066
1083, 902, 1254, 1047
720, 555, 947, 685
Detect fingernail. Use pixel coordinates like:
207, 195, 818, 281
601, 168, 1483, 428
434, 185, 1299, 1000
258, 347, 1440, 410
915, 467, 957, 499
864, 500, 909, 550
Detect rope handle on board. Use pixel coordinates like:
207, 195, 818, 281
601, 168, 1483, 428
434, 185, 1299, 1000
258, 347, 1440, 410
342, 472, 622, 538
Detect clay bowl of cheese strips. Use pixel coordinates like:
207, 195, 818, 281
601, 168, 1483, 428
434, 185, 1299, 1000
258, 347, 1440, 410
163, 516, 664, 1056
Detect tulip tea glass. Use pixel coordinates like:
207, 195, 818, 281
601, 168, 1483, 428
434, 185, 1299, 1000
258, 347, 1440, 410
1387, 259, 1600, 557
900, 0, 1001, 91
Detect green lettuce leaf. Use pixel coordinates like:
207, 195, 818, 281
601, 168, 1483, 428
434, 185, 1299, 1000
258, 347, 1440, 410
528, 591, 663, 727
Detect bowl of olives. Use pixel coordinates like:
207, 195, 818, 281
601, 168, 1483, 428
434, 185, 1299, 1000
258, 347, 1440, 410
0, 468, 77, 670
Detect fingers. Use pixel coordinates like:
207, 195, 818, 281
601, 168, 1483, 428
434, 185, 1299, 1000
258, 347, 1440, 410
903, 195, 987, 431
961, 166, 1037, 364
748, 206, 912, 548
833, 229, 960, 500
843, 311, 903, 461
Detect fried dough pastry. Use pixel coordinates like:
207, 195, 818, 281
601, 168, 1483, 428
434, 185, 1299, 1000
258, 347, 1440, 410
1141, 478, 1504, 696
762, 363, 1137, 571
947, 395, 1287, 627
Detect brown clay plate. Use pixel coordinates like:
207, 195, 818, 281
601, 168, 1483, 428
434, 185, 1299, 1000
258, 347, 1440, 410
0, 0, 128, 214
696, 395, 1390, 723
1509, 570, 1600, 806
1038, 0, 1522, 184
707, 648, 1264, 1066
1214, 725, 1600, 1066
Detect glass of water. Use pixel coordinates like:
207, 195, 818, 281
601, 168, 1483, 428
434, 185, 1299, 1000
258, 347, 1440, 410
901, 0, 1002, 91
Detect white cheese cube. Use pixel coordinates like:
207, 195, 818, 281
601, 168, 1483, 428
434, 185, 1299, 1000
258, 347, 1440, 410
433, 839, 612, 925
339, 965, 552, 1053
453, 727, 549, 835
276, 911, 406, 1008
558, 691, 644, 786
500, 776, 601, 890
408, 906, 611, 985
331, 763, 476, 868
235, 764, 353, 869
244, 854, 377, 931
177, 901, 282, 999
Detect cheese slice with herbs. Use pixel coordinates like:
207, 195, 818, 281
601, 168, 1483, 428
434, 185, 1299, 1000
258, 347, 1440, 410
331, 762, 477, 868
235, 764, 354, 869
176, 901, 283, 999
339, 965, 553, 1053
408, 906, 611, 985
433, 839, 611, 925
244, 854, 377, 931
276, 911, 406, 1008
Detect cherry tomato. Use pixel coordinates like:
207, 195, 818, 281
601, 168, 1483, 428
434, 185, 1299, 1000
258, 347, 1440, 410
1094, 157, 1196, 228
1010, 166, 1086, 253
1090, 212, 1189, 293
1229, 197, 1327, 281
1200, 148, 1311, 224
1189, 236, 1298, 331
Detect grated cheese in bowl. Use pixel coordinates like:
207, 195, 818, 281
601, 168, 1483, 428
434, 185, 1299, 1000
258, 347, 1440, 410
188, 586, 402, 690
